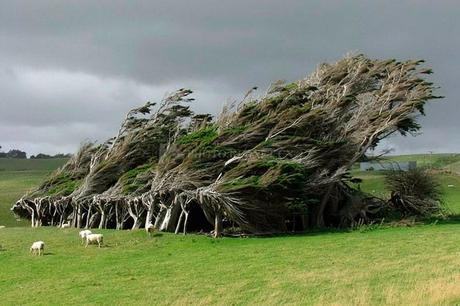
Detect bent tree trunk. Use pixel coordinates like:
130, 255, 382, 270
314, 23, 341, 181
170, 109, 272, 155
314, 184, 334, 227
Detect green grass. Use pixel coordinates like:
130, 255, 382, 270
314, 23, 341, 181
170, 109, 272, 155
0, 158, 68, 226
1, 225, 460, 305
1, 155, 460, 304
445, 160, 460, 175
0, 158, 68, 172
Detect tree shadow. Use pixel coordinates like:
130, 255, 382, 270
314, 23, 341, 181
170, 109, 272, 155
220, 215, 460, 239
421, 214, 460, 226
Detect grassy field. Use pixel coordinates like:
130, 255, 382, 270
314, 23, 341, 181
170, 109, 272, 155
1, 155, 460, 305
0, 158, 68, 226
1, 224, 460, 305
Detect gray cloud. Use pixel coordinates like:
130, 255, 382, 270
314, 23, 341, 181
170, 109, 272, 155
0, 0, 459, 155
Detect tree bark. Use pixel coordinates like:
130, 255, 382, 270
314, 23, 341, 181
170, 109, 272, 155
214, 211, 223, 238
314, 184, 334, 227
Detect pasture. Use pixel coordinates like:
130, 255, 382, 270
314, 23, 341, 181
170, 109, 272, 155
1, 224, 460, 305
0, 158, 68, 227
1, 155, 460, 305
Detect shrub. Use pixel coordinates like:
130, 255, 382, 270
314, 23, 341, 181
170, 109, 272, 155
385, 168, 444, 217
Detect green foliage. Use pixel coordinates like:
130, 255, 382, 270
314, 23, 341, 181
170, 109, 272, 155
177, 126, 218, 146
119, 163, 154, 194
238, 101, 259, 119
221, 125, 248, 136
287, 198, 316, 215
222, 175, 261, 191
221, 159, 308, 193
46, 174, 81, 196
284, 82, 298, 91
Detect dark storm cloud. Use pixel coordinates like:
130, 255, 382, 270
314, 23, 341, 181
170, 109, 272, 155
0, 0, 459, 154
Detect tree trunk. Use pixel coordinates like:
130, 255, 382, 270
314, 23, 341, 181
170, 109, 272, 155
183, 212, 189, 235
88, 212, 99, 228
99, 212, 106, 229
214, 211, 223, 238
85, 207, 92, 229
314, 184, 334, 227
146, 206, 155, 229
132, 217, 141, 230
175, 210, 184, 234
76, 204, 82, 228
31, 210, 35, 228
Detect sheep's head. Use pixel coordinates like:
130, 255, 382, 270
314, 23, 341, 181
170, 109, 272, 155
10, 198, 32, 219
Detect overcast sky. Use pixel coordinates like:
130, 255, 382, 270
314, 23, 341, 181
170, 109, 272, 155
0, 0, 459, 155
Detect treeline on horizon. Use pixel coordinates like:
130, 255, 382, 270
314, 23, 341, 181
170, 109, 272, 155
0, 146, 71, 159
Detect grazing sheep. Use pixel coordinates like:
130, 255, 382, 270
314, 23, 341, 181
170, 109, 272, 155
79, 230, 92, 244
0, 225, 5, 229
30, 241, 45, 256
146, 223, 155, 237
85, 234, 103, 248
61, 222, 70, 228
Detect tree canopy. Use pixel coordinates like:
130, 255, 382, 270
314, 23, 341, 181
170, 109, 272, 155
12, 55, 442, 236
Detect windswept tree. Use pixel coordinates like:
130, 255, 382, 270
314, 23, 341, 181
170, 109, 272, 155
13, 54, 441, 235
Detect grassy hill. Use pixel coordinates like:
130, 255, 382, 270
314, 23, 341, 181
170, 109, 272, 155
1, 155, 460, 304
0, 158, 68, 226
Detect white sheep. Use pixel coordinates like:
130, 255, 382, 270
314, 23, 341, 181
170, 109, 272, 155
85, 233, 103, 248
79, 230, 92, 244
146, 223, 155, 237
30, 241, 45, 256
61, 222, 70, 228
